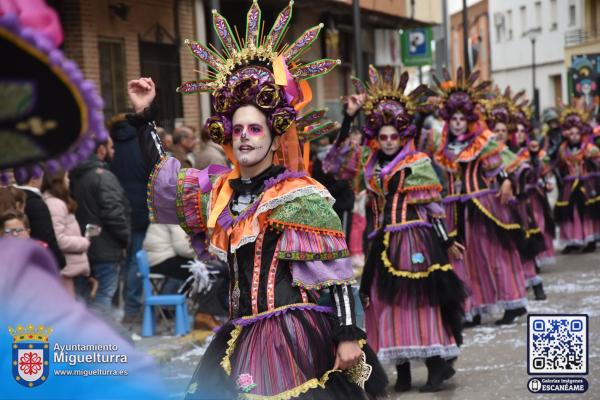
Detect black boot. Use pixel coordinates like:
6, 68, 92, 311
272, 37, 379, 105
394, 362, 411, 392
463, 314, 481, 328
533, 283, 547, 300
562, 245, 579, 254
583, 242, 596, 253
495, 307, 527, 325
419, 356, 455, 393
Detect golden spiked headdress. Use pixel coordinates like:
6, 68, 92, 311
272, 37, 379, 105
352, 65, 432, 139
177, 0, 339, 147
432, 67, 491, 122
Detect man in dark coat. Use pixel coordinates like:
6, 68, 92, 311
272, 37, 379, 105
109, 115, 149, 323
17, 176, 66, 268
70, 137, 131, 315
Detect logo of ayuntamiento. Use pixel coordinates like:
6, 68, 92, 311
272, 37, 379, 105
9, 324, 53, 388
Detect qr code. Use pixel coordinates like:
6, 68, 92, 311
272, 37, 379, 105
528, 314, 588, 375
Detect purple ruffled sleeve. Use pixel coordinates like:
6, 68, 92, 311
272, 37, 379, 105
322, 142, 363, 181
291, 258, 355, 290
147, 157, 181, 225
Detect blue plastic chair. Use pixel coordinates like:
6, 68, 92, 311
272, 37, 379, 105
136, 250, 190, 337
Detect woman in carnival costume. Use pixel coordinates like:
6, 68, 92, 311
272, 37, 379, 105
554, 105, 600, 253
126, 1, 387, 399
483, 89, 550, 301
431, 68, 528, 327
323, 66, 467, 393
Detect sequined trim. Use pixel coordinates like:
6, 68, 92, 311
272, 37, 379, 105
147, 156, 169, 223
221, 325, 242, 375
251, 231, 265, 315
291, 277, 356, 290
240, 370, 336, 400
266, 237, 281, 310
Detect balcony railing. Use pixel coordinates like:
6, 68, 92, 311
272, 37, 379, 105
565, 28, 599, 47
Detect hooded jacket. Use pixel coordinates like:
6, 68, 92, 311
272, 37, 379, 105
70, 154, 131, 263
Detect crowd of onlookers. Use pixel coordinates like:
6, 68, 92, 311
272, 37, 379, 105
0, 117, 229, 333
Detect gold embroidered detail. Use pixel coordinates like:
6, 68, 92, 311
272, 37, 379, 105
221, 326, 243, 376
470, 198, 521, 230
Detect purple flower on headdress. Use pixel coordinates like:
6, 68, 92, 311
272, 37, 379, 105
236, 373, 257, 393
233, 76, 260, 104
213, 87, 233, 114
269, 106, 296, 135
441, 91, 479, 122
205, 115, 232, 144
255, 83, 282, 111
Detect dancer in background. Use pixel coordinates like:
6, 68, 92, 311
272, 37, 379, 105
127, 1, 386, 398
431, 68, 527, 327
484, 89, 549, 300
554, 105, 600, 253
324, 66, 466, 393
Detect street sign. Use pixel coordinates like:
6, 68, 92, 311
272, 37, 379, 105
401, 27, 433, 67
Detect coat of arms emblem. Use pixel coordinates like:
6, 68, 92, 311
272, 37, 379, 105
9, 324, 52, 387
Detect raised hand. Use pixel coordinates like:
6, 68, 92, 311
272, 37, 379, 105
128, 77, 156, 113
345, 93, 366, 117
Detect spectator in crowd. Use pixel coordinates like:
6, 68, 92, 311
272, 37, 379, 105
109, 114, 150, 324
170, 126, 197, 168
193, 125, 229, 169
156, 126, 173, 153
42, 171, 91, 297
142, 223, 196, 281
0, 209, 30, 239
0, 186, 26, 213
143, 222, 227, 330
16, 174, 66, 268
70, 137, 131, 316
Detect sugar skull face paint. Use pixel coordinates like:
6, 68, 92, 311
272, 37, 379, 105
449, 111, 467, 137
515, 124, 527, 145
232, 105, 276, 170
377, 125, 401, 156
493, 122, 508, 144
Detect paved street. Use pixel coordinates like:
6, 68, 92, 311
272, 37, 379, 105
136, 249, 600, 399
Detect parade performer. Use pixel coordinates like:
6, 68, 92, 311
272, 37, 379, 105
126, 1, 386, 398
323, 66, 467, 393
431, 68, 528, 326
484, 90, 549, 300
554, 105, 600, 253
510, 106, 556, 269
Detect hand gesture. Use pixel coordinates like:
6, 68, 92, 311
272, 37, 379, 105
345, 93, 366, 117
128, 77, 156, 113
496, 179, 514, 205
333, 341, 362, 370
447, 241, 465, 261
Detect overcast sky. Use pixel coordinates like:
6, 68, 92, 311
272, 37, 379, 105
447, 0, 483, 16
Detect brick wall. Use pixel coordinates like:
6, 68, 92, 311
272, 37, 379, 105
60, 0, 201, 131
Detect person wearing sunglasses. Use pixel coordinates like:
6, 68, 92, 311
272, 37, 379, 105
323, 67, 467, 393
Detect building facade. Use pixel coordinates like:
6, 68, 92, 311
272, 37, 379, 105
489, 0, 584, 113
53, 0, 438, 132
564, 0, 600, 107
450, 0, 492, 80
